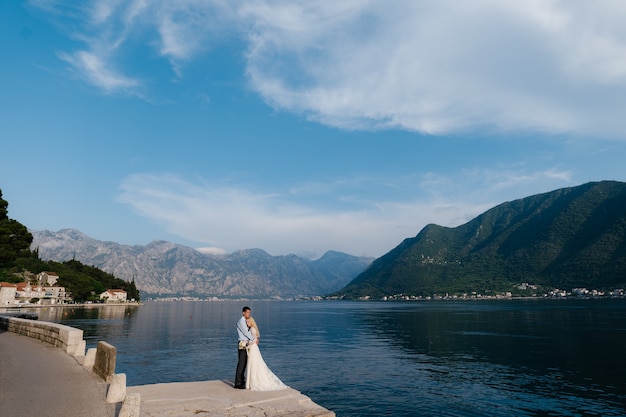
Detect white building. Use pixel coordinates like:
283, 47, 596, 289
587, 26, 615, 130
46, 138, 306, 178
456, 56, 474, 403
100, 289, 128, 303
0, 282, 17, 306
37, 271, 59, 286
14, 282, 70, 305
15, 282, 45, 303
42, 286, 71, 305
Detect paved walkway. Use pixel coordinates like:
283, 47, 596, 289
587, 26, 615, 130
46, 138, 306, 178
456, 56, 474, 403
0, 329, 116, 417
127, 380, 335, 417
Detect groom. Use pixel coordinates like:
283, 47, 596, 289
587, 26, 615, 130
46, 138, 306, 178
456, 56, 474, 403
235, 306, 255, 389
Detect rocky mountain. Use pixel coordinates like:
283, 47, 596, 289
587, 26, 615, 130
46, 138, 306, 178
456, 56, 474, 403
337, 181, 626, 298
31, 229, 373, 298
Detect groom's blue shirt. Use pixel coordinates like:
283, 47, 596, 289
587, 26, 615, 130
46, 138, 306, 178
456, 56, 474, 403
237, 316, 254, 341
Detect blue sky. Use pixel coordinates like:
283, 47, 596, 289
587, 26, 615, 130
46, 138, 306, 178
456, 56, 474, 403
2, 1, 626, 258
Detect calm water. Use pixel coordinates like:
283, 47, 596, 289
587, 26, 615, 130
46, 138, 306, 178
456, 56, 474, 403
31, 299, 626, 416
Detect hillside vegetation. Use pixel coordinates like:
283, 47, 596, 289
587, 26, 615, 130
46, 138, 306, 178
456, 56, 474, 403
337, 181, 626, 299
0, 189, 139, 302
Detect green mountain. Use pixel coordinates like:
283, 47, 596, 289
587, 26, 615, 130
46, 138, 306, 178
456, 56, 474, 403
336, 181, 626, 299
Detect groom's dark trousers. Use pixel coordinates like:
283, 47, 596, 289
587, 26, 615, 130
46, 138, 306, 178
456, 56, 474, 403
235, 347, 247, 387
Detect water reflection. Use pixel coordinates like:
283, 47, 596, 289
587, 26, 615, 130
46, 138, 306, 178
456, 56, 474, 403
357, 300, 626, 416
17, 305, 139, 350
34, 305, 139, 321
359, 300, 626, 379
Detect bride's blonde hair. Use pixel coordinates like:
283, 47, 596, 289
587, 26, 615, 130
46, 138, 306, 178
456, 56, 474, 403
247, 317, 260, 337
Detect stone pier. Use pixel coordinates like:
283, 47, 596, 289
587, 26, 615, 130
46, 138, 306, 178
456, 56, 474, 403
127, 380, 335, 417
0, 314, 335, 417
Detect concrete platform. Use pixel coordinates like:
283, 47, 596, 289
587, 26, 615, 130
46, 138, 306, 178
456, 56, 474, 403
127, 380, 335, 417
0, 329, 115, 417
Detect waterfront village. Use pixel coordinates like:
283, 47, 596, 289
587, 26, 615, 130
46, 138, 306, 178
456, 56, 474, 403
349, 284, 626, 301
0, 271, 130, 307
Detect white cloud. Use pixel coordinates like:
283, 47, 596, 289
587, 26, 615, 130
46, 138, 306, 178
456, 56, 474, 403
241, 0, 626, 137
117, 170, 572, 257
91, 0, 124, 25
58, 50, 139, 93
30, 0, 234, 92
154, 1, 231, 61
196, 246, 229, 256
31, 0, 626, 136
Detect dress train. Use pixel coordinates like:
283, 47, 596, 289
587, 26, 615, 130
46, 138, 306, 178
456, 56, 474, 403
245, 329, 287, 391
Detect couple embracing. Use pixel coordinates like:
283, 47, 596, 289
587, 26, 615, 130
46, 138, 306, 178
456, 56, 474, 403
234, 306, 287, 391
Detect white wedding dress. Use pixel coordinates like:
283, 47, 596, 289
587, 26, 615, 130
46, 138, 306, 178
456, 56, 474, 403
246, 328, 288, 391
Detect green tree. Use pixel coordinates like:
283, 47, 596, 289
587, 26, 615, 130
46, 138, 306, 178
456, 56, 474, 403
0, 190, 33, 267
0, 190, 8, 220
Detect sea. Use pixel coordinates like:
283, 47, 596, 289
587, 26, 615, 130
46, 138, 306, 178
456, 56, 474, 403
27, 299, 626, 416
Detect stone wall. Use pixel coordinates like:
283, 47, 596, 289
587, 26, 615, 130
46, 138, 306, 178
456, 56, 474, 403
0, 315, 132, 411
0, 315, 85, 357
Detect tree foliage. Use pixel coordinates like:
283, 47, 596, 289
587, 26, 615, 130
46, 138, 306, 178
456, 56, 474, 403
0, 190, 33, 267
0, 188, 140, 301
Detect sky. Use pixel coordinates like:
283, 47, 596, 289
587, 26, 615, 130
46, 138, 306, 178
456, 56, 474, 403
1, 1, 626, 259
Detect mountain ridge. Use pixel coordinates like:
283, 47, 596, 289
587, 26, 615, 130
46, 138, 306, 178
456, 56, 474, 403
31, 229, 373, 298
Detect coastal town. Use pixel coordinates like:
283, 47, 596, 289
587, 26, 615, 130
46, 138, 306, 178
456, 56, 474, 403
374, 288, 625, 301
0, 271, 132, 307
330, 283, 626, 301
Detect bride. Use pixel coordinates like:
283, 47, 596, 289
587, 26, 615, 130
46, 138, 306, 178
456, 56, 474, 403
245, 317, 288, 391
